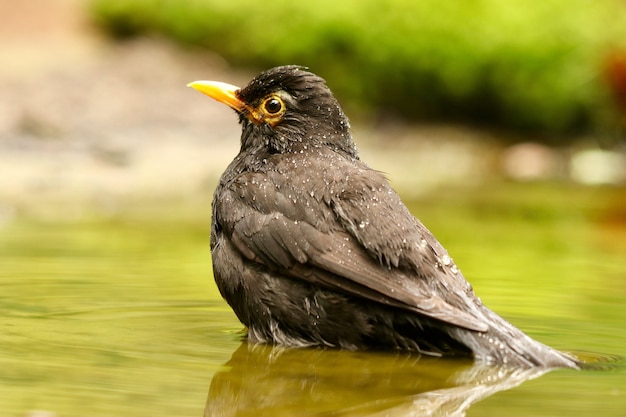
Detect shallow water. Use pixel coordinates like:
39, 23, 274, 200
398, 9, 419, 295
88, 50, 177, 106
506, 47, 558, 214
1, 183, 625, 416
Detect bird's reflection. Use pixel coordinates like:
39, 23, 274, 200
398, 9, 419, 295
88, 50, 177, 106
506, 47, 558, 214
205, 342, 550, 417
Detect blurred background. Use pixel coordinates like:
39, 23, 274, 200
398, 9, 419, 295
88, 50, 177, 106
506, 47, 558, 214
1, 0, 626, 214
1, 1, 625, 416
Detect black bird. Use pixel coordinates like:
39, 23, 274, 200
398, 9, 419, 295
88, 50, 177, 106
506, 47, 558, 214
188, 65, 579, 368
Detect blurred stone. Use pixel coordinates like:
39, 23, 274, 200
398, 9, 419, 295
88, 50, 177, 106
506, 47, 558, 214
570, 148, 626, 185
501, 142, 560, 181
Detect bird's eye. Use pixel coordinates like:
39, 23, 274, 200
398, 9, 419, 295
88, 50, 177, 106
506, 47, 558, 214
263, 97, 284, 114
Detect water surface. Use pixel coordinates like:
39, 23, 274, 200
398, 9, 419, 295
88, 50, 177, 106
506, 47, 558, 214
1, 183, 625, 416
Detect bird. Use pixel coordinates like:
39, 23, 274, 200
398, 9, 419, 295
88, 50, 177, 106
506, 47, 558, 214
188, 65, 579, 368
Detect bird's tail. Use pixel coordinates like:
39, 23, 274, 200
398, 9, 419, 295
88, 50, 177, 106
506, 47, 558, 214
452, 307, 580, 368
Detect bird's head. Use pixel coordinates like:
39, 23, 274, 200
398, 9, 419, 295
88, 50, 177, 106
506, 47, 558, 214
188, 65, 357, 157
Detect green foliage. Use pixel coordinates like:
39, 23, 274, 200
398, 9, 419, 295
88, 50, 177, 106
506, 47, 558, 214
91, 0, 626, 137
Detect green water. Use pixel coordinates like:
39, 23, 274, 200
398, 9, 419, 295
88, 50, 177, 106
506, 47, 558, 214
1, 183, 625, 416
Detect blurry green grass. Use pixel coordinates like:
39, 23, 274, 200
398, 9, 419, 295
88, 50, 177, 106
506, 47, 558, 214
90, 0, 626, 139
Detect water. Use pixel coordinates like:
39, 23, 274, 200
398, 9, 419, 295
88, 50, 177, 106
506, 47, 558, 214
1, 183, 625, 416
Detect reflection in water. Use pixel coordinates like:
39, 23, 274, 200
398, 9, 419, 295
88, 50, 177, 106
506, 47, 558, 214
205, 342, 549, 417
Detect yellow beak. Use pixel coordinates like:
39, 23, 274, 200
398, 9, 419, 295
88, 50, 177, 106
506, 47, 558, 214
187, 80, 247, 112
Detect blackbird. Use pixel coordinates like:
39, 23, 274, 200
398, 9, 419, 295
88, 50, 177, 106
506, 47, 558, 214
188, 65, 579, 368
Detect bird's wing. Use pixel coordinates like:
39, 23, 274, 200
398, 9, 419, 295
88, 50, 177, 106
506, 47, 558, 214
217, 154, 488, 332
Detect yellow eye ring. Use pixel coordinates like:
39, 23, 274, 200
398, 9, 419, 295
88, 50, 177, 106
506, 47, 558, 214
264, 98, 282, 114
245, 94, 286, 126
262, 95, 285, 115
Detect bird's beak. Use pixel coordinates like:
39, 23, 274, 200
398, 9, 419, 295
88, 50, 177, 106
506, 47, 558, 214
187, 80, 247, 112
